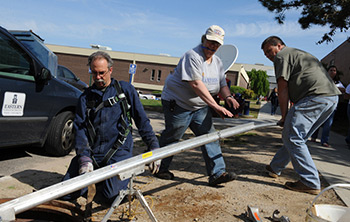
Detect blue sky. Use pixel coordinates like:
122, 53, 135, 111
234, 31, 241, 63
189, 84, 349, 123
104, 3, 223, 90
1, 0, 348, 66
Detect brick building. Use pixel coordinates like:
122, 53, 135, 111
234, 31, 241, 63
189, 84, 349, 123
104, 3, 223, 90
321, 38, 350, 120
46, 44, 250, 93
321, 38, 350, 86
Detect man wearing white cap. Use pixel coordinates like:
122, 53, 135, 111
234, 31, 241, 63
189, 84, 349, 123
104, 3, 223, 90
155, 25, 239, 186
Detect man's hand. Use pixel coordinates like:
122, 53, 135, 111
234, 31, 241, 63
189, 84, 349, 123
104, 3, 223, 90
225, 96, 240, 109
277, 119, 285, 127
79, 156, 94, 174
213, 104, 233, 119
149, 159, 161, 174
79, 162, 93, 174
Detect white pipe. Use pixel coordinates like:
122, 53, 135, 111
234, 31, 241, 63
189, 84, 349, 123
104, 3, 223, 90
0, 120, 276, 221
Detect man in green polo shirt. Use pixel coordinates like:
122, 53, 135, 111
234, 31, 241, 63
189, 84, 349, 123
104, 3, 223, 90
261, 36, 341, 195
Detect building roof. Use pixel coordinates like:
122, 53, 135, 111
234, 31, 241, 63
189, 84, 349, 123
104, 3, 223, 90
46, 44, 273, 74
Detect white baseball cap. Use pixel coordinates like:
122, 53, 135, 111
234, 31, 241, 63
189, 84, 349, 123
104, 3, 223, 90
205, 25, 225, 45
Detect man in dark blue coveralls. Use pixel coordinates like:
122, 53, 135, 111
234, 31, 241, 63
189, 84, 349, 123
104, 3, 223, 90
62, 51, 160, 203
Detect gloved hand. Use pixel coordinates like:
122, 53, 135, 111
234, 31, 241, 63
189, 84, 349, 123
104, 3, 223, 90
78, 156, 94, 174
149, 159, 161, 174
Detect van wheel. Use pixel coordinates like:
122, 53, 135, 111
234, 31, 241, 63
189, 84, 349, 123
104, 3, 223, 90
45, 111, 75, 156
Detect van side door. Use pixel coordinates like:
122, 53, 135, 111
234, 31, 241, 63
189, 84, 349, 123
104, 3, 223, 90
0, 27, 53, 147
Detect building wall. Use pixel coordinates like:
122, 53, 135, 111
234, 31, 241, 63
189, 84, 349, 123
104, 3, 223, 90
132, 62, 176, 87
321, 38, 350, 120
54, 51, 245, 93
55, 53, 178, 92
322, 38, 350, 86
56, 52, 131, 85
48, 44, 256, 94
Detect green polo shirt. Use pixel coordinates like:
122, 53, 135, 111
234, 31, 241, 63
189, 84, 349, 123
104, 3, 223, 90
274, 46, 341, 103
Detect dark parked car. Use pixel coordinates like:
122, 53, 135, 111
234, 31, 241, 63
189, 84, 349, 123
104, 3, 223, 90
57, 65, 88, 91
0, 26, 81, 156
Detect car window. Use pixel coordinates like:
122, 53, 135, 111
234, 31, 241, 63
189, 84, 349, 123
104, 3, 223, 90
58, 66, 75, 79
0, 32, 34, 80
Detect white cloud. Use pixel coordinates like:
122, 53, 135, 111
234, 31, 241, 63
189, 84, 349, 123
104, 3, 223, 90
226, 20, 332, 39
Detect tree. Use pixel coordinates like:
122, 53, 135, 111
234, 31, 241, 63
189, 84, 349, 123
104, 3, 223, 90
258, 0, 350, 44
247, 69, 270, 97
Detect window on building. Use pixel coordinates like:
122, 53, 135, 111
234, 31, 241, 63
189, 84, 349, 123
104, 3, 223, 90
150, 69, 155, 81
157, 70, 162, 82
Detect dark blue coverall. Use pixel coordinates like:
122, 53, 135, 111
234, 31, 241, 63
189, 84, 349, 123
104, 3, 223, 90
62, 79, 159, 202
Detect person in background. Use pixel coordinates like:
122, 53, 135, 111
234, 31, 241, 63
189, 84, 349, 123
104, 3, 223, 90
61, 51, 160, 203
155, 25, 240, 187
268, 87, 279, 115
311, 65, 345, 147
261, 36, 341, 195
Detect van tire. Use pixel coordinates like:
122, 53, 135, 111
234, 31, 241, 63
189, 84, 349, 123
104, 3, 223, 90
45, 111, 75, 156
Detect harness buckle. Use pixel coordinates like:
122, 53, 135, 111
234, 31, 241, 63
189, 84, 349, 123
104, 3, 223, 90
116, 136, 127, 147
118, 93, 126, 100
107, 97, 118, 107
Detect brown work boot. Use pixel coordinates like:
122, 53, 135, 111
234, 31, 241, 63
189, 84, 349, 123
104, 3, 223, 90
285, 180, 320, 195
154, 170, 174, 180
208, 172, 237, 187
265, 165, 278, 178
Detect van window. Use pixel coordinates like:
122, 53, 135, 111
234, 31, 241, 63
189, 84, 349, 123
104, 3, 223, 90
0, 32, 33, 79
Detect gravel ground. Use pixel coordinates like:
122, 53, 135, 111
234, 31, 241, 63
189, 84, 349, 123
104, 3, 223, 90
0, 113, 345, 221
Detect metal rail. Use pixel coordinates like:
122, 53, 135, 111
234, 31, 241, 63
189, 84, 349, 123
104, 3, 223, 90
0, 119, 276, 221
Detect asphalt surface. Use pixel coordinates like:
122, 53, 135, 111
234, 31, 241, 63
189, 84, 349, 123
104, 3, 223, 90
145, 101, 350, 207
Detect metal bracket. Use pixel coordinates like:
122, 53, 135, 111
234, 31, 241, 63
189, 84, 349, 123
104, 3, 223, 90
0, 208, 16, 222
117, 164, 145, 181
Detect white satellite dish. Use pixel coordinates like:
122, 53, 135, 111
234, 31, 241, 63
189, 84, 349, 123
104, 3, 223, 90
215, 44, 239, 73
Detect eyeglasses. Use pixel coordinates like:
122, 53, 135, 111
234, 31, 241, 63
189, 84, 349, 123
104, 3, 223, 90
89, 69, 109, 77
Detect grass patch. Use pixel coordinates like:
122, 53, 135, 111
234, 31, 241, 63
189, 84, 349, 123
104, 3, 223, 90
140, 99, 163, 112
244, 99, 259, 118
140, 99, 162, 107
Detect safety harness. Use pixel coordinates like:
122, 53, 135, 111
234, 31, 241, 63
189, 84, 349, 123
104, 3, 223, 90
86, 81, 132, 168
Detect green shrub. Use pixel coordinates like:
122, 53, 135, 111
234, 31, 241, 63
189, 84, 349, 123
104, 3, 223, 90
230, 86, 246, 95
230, 86, 256, 99
243, 89, 256, 99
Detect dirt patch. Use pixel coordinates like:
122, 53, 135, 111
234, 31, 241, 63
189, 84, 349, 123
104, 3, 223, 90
0, 127, 345, 221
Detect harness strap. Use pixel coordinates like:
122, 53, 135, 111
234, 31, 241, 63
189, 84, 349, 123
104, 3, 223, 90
86, 81, 132, 168
98, 143, 119, 168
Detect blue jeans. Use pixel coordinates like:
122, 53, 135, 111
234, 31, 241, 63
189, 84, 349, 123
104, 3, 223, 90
159, 100, 226, 179
270, 95, 338, 189
271, 104, 278, 115
311, 110, 336, 144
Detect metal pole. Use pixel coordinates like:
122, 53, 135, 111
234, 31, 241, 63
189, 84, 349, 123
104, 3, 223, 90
0, 120, 276, 221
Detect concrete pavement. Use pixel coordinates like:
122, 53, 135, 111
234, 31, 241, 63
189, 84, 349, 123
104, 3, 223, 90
144, 101, 350, 206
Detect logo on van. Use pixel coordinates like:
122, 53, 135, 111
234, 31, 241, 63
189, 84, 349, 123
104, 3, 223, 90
2, 92, 26, 116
